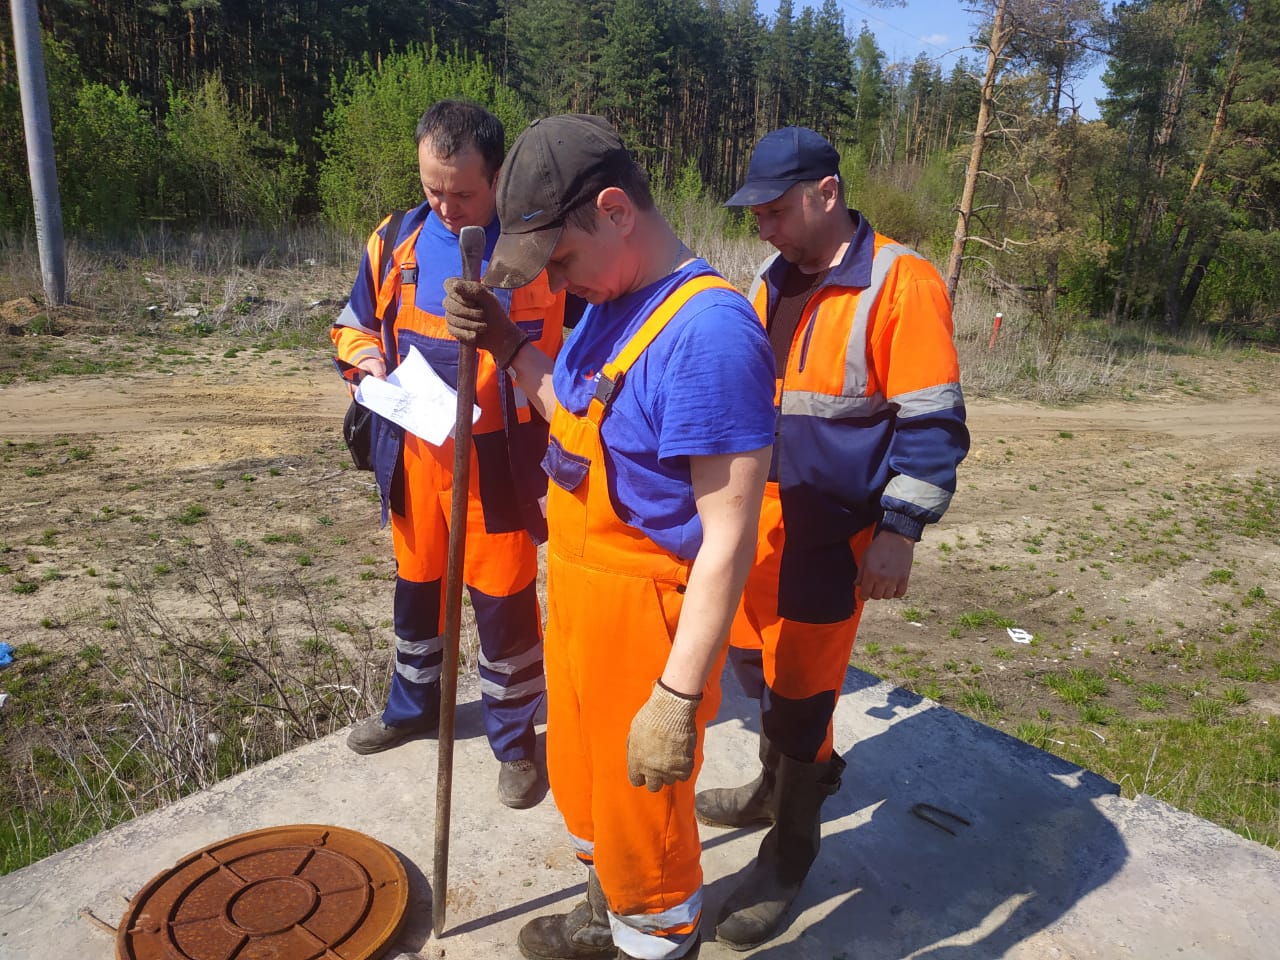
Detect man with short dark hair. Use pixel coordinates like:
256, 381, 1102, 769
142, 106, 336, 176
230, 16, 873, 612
696, 126, 970, 949
331, 100, 566, 810
443, 114, 776, 960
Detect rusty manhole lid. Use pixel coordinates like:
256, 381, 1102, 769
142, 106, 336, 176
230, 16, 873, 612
116, 824, 409, 960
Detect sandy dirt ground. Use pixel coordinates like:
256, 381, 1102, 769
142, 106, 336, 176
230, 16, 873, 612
2, 337, 1279, 758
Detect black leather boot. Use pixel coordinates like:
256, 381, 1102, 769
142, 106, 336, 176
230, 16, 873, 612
714, 752, 846, 950
694, 733, 782, 827
518, 866, 615, 960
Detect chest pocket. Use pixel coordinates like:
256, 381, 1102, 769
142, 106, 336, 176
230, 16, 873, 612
541, 435, 590, 493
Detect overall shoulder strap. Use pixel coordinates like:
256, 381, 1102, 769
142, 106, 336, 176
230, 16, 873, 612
589, 274, 733, 417
377, 209, 408, 372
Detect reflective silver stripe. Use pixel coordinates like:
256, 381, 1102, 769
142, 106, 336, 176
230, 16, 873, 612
609, 887, 702, 958
395, 661, 441, 684
396, 638, 441, 657
780, 390, 890, 420
842, 243, 916, 394
570, 833, 594, 860
480, 675, 546, 701
885, 474, 953, 513
893, 382, 964, 418
747, 252, 780, 307
334, 302, 369, 330
479, 643, 543, 676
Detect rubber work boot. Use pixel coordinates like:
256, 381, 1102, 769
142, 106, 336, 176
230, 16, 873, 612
518, 866, 615, 960
695, 733, 782, 828
345, 713, 437, 755
498, 758, 541, 809
714, 752, 847, 951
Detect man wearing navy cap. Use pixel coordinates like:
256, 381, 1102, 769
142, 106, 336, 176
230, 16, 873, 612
695, 126, 970, 949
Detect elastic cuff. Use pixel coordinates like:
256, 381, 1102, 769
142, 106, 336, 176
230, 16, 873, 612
878, 511, 925, 542
498, 332, 531, 370
657, 678, 702, 702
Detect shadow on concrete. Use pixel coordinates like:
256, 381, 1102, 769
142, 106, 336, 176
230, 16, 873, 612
704, 669, 1129, 958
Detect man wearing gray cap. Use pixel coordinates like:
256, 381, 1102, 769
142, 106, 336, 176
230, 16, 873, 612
695, 126, 969, 949
443, 114, 776, 960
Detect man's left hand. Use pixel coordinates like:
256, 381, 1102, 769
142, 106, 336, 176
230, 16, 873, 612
626, 682, 700, 792
855, 530, 916, 600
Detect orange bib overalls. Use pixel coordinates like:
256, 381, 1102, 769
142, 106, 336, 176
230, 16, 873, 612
375, 226, 562, 760
542, 276, 729, 959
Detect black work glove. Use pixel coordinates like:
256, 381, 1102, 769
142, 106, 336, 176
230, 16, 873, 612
443, 278, 529, 368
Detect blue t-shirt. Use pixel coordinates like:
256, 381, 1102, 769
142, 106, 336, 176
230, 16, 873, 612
553, 261, 776, 559
343, 203, 511, 329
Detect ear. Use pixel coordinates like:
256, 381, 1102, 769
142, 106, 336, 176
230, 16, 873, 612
596, 186, 636, 234
818, 175, 842, 212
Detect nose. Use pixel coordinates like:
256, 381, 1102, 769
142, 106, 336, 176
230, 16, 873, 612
546, 263, 568, 294
755, 218, 771, 242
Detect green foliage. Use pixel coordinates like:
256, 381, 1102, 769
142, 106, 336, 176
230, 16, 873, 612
55, 83, 160, 233
162, 76, 304, 225
317, 44, 526, 231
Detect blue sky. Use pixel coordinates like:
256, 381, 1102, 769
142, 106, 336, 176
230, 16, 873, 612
763, 0, 1110, 121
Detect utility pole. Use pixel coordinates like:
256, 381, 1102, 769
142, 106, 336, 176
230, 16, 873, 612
10, 0, 67, 306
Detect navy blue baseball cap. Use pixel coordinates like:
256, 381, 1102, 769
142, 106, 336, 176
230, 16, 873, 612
725, 126, 841, 207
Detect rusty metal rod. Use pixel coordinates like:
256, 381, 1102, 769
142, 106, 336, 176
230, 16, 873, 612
433, 224, 486, 938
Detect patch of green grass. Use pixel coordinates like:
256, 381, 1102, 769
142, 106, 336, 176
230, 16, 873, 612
1052, 714, 1280, 848
1014, 721, 1058, 749
175, 503, 209, 525
955, 609, 1016, 631
1044, 668, 1108, 705
959, 686, 1000, 719
1079, 703, 1116, 725
900, 607, 925, 623
1223, 686, 1251, 706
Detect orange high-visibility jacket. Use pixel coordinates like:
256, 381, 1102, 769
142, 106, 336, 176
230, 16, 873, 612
333, 205, 564, 541
747, 213, 969, 622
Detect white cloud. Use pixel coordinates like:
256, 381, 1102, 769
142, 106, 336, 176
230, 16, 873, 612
921, 33, 949, 45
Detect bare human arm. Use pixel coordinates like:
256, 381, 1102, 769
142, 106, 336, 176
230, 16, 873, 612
660, 445, 771, 695
625, 444, 771, 790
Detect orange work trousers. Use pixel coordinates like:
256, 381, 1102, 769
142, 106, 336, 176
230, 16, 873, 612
728, 481, 875, 763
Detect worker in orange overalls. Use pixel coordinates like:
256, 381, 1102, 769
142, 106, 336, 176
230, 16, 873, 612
331, 101, 565, 809
695, 127, 971, 949
443, 115, 776, 960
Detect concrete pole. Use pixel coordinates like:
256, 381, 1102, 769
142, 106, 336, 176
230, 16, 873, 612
10, 0, 67, 306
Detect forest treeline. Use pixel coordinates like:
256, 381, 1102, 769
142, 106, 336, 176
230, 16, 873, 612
0, 0, 1276, 335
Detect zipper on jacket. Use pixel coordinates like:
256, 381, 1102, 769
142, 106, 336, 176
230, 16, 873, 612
796, 301, 819, 373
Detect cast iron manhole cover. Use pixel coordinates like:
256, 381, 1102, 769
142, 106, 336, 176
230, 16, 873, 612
116, 824, 409, 960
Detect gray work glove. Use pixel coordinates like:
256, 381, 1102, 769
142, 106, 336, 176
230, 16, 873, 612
626, 681, 701, 792
443, 278, 529, 368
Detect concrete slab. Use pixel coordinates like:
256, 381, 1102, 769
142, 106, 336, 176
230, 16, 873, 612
2, 669, 1277, 959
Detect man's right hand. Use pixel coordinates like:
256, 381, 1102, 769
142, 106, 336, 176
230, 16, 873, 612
443, 278, 528, 368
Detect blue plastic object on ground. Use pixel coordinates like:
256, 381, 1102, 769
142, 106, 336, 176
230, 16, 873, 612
0, 642, 13, 668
